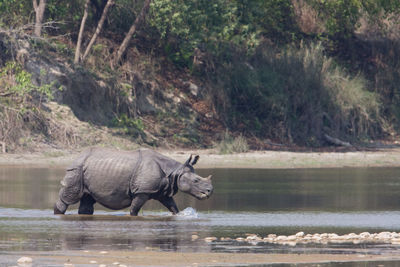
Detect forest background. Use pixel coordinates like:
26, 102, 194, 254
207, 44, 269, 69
1, 0, 400, 153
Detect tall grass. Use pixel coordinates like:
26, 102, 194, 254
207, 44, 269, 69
216, 131, 249, 154
210, 42, 384, 146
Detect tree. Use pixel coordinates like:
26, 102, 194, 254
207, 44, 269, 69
81, 0, 114, 62
33, 0, 46, 37
74, 0, 91, 64
112, 0, 151, 67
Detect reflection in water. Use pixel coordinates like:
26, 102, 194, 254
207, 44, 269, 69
205, 168, 400, 212
0, 209, 213, 252
2, 167, 400, 212
1, 166, 400, 256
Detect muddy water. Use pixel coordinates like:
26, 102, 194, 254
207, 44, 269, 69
1, 167, 400, 257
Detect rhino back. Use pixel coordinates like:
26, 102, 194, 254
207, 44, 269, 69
83, 148, 140, 209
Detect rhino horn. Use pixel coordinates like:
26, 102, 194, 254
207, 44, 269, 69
206, 175, 212, 180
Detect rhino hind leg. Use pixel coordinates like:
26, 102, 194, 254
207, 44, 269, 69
78, 194, 96, 215
130, 194, 149, 216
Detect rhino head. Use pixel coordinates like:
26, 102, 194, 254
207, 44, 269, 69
177, 155, 213, 200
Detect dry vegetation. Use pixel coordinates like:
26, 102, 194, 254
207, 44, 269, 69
2, 1, 400, 153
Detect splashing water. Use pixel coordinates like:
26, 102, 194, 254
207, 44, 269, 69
177, 207, 198, 218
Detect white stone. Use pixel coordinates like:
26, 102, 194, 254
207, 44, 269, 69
312, 236, 322, 241
295, 232, 305, 237
262, 237, 274, 242
348, 233, 358, 238
276, 235, 287, 241
17, 257, 33, 264
360, 232, 371, 238
320, 233, 328, 238
204, 237, 217, 242
392, 233, 400, 238
246, 235, 261, 241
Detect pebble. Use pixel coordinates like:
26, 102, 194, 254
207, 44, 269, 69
99, 265, 107, 267
191, 234, 199, 241
204, 236, 217, 242
99, 251, 108, 254
295, 232, 305, 237
89, 260, 97, 264
112, 262, 120, 265
17, 257, 33, 264
208, 231, 400, 246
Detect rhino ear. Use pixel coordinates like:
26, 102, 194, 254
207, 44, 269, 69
184, 155, 193, 166
191, 155, 199, 166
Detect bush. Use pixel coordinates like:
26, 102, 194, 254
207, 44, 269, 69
210, 42, 383, 146
216, 132, 249, 154
111, 114, 145, 138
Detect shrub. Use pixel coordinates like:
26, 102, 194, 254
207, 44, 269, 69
111, 114, 145, 138
216, 132, 249, 154
210, 42, 383, 146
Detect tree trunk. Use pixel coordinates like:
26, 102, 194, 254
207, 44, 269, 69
74, 0, 91, 64
112, 0, 152, 67
82, 0, 114, 62
33, 0, 46, 37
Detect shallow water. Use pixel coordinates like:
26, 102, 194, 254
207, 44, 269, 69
1, 166, 400, 260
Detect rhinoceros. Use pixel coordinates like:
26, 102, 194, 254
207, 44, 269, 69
54, 148, 213, 216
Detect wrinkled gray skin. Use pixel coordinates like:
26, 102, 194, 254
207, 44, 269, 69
54, 148, 213, 216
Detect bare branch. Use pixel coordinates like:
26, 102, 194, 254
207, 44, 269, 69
112, 0, 151, 67
82, 0, 114, 62
75, 0, 91, 64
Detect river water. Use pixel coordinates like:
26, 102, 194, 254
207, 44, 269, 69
1, 166, 400, 263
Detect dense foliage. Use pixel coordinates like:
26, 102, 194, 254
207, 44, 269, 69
1, 0, 400, 147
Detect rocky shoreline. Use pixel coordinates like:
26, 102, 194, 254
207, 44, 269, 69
203, 231, 400, 246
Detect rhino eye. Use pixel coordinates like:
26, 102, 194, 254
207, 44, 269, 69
194, 178, 199, 183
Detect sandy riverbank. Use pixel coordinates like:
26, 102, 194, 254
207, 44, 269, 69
7, 250, 400, 266
1, 147, 400, 169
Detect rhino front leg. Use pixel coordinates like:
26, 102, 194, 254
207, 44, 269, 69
159, 196, 179, 215
130, 194, 149, 216
78, 194, 96, 215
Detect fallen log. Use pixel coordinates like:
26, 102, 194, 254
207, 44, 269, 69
324, 134, 352, 147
